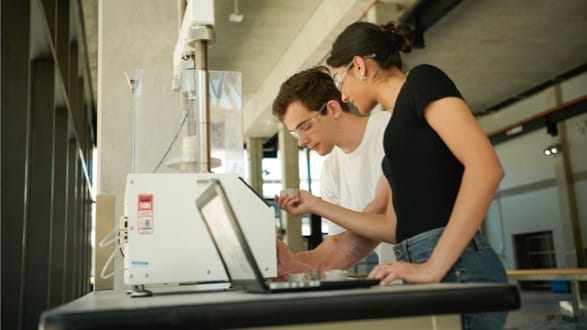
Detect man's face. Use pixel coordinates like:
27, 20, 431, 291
281, 100, 335, 156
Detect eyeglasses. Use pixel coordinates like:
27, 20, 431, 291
332, 60, 354, 91
288, 102, 328, 139
331, 54, 376, 91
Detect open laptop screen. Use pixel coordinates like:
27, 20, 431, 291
198, 181, 260, 282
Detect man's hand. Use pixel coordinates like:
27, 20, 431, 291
276, 239, 295, 264
275, 239, 313, 280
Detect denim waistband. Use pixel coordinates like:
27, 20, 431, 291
393, 227, 487, 262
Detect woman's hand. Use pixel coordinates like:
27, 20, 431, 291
368, 261, 444, 286
274, 190, 318, 217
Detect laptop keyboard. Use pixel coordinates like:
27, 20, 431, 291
268, 280, 321, 289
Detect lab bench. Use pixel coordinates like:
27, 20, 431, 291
40, 282, 520, 330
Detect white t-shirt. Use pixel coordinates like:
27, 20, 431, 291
319, 111, 395, 263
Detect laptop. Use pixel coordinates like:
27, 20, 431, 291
195, 178, 380, 293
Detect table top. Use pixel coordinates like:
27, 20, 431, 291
507, 268, 587, 280
40, 282, 520, 329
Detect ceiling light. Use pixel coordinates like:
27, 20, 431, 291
229, 13, 244, 22
229, 0, 244, 22
543, 144, 562, 156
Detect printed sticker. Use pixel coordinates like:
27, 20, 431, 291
137, 194, 154, 235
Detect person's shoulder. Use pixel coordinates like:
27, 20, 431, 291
406, 64, 455, 89
367, 111, 391, 131
370, 110, 391, 121
324, 146, 343, 164
408, 64, 447, 78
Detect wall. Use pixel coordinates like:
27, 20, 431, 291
482, 72, 587, 270
97, 0, 177, 290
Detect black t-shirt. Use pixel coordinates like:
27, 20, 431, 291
382, 64, 464, 243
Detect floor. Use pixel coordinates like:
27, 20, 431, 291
505, 290, 587, 330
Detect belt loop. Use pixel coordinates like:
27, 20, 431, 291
471, 230, 483, 252
393, 242, 408, 262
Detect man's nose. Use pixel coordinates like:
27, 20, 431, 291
297, 134, 309, 147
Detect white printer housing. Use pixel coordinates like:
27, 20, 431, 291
123, 173, 277, 286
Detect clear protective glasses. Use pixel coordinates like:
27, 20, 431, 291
331, 54, 376, 91
332, 60, 354, 91
288, 102, 328, 139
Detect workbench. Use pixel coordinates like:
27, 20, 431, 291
507, 268, 587, 319
40, 283, 520, 329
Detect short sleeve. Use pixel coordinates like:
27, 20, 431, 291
408, 65, 463, 118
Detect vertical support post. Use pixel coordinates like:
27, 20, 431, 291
247, 137, 264, 195
23, 59, 56, 330
49, 107, 69, 307
278, 127, 304, 252
191, 26, 215, 173
64, 139, 78, 302
554, 121, 584, 268
548, 85, 584, 268
1, 1, 32, 328
95, 195, 116, 290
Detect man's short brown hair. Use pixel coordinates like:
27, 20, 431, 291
272, 66, 349, 121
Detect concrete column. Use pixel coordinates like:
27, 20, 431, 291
553, 122, 584, 267
548, 86, 584, 268
278, 126, 304, 252
94, 195, 115, 290
247, 137, 264, 195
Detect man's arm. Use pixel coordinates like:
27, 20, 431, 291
276, 232, 379, 277
278, 177, 390, 274
276, 239, 316, 278
294, 233, 343, 265
277, 172, 393, 277
277, 233, 350, 272
319, 231, 379, 271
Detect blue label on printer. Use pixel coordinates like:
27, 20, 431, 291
131, 260, 149, 266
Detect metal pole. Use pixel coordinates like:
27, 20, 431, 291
189, 25, 214, 173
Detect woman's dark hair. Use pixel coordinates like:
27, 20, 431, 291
326, 21, 413, 70
272, 66, 349, 121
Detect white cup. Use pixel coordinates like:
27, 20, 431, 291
324, 269, 348, 281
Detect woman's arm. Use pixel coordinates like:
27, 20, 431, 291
370, 97, 503, 285
362, 174, 390, 215
424, 96, 504, 281
275, 184, 397, 244
414, 97, 504, 282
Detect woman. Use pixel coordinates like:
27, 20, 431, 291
276, 21, 508, 330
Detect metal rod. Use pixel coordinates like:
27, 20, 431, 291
193, 39, 211, 173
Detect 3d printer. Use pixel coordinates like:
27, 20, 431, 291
121, 0, 276, 296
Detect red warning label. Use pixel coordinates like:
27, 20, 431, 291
137, 194, 154, 235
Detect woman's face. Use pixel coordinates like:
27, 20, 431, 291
331, 58, 378, 115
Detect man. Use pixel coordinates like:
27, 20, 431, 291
271, 66, 393, 276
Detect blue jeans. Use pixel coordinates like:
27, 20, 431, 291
393, 227, 508, 330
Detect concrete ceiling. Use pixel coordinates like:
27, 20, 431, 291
81, 0, 587, 140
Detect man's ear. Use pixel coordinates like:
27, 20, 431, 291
328, 100, 344, 119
